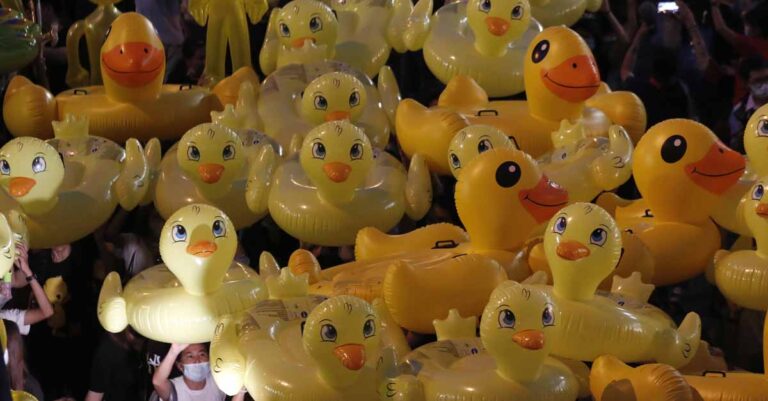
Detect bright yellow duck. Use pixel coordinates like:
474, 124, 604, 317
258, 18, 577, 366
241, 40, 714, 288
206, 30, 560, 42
0, 115, 148, 249
395, 26, 646, 174
3, 12, 259, 142
258, 62, 398, 151
153, 123, 275, 230
259, 0, 410, 77
538, 202, 701, 368
384, 282, 581, 401
604, 119, 746, 286
97, 204, 266, 343
65, 0, 121, 87
446, 124, 516, 178
250, 120, 431, 246
404, 0, 542, 97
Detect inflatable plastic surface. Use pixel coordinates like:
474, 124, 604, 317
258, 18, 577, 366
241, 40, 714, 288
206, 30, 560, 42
0, 213, 14, 278
97, 204, 267, 343
3, 12, 260, 142
529, 0, 602, 28
0, 7, 41, 74
65, 0, 121, 87
447, 124, 516, 178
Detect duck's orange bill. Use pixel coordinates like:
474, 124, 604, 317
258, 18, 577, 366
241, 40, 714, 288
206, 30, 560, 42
519, 176, 569, 224
291, 36, 316, 48
197, 163, 225, 184
323, 162, 351, 183
186, 241, 217, 257
8, 177, 36, 197
333, 343, 366, 371
540, 55, 601, 103
512, 329, 545, 350
102, 42, 164, 88
485, 17, 510, 36
325, 111, 351, 122
556, 240, 591, 261
684, 143, 745, 195
756, 203, 768, 217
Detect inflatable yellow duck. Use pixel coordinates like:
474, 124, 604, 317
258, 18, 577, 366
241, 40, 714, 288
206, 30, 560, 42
539, 202, 701, 368
44, 276, 68, 335
97, 204, 266, 343
0, 115, 148, 249
258, 62, 399, 151
385, 283, 581, 401
446, 124, 516, 178
0, 213, 14, 278
250, 120, 431, 246
605, 119, 746, 286
65, 0, 121, 87
212, 295, 385, 400
530, 0, 601, 28
153, 123, 275, 230
404, 0, 542, 97
3, 12, 259, 142
259, 0, 410, 77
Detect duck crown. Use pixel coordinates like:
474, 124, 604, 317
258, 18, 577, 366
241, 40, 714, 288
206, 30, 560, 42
52, 114, 89, 140
433, 309, 478, 341
551, 119, 586, 149
266, 268, 309, 299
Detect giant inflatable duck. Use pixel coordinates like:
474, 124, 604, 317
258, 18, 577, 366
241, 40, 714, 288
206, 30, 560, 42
0, 115, 148, 249
65, 0, 121, 87
3, 12, 259, 142
395, 26, 646, 175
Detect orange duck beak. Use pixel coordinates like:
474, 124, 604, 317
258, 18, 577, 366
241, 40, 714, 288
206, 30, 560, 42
323, 162, 351, 183
512, 329, 545, 350
684, 142, 745, 195
540, 55, 601, 103
485, 17, 510, 36
333, 343, 365, 370
556, 240, 591, 261
197, 163, 225, 184
8, 177, 36, 197
186, 241, 217, 257
519, 176, 569, 223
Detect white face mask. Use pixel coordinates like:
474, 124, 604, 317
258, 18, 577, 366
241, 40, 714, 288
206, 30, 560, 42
182, 362, 210, 382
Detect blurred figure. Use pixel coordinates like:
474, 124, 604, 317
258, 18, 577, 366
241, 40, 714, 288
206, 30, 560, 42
729, 55, 768, 151
85, 328, 146, 401
135, 0, 185, 81
4, 321, 44, 400
0, 244, 54, 335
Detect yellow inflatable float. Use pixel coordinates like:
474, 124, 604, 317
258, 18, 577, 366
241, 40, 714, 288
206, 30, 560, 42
258, 61, 398, 151
0, 213, 14, 278
384, 282, 581, 401
395, 26, 646, 174
404, 0, 542, 97
250, 120, 431, 246
3, 12, 259, 142
537, 202, 701, 368
0, 115, 148, 249
65, 0, 121, 87
97, 204, 267, 343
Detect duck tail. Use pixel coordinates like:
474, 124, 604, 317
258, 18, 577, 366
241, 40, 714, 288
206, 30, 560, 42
585, 91, 647, 145
657, 312, 702, 368
591, 355, 695, 401
3, 75, 56, 138
354, 223, 468, 261
403, 0, 432, 51
97, 272, 128, 333
210, 314, 247, 396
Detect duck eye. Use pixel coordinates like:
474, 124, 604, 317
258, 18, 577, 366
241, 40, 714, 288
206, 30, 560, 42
542, 304, 555, 327
362, 318, 375, 338
511, 4, 524, 19
309, 16, 323, 32
758, 119, 768, 137
312, 142, 326, 159
279, 22, 290, 37
753, 184, 765, 200
349, 91, 360, 107
531, 39, 550, 64
477, 139, 493, 153
32, 156, 46, 173
314, 95, 328, 110
171, 225, 187, 242
497, 309, 515, 329
449, 153, 461, 169
590, 227, 608, 246
320, 323, 337, 342
478, 0, 491, 12
222, 144, 235, 161
187, 145, 201, 161
350, 143, 363, 160
553, 216, 567, 234
660, 135, 687, 164
0, 160, 9, 175
212, 219, 226, 238
495, 161, 521, 188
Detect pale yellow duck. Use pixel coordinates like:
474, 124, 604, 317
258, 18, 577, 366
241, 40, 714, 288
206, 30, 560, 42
0, 115, 148, 249
65, 0, 121, 87
0, 212, 14, 278
538, 202, 701, 368
44, 276, 68, 335
260, 0, 411, 77
153, 123, 276, 230
404, 0, 542, 97
97, 204, 266, 343
248, 120, 431, 246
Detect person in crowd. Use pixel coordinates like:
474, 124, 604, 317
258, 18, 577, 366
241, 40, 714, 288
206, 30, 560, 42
0, 244, 54, 335
4, 321, 44, 400
729, 55, 768, 151
152, 343, 244, 401
85, 327, 146, 401
135, 0, 185, 81
96, 207, 163, 280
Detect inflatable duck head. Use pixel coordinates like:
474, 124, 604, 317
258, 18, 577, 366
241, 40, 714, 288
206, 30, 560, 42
177, 123, 245, 197
300, 72, 367, 124
448, 124, 516, 178
0, 137, 65, 215
467, 0, 531, 57
100, 12, 165, 103
634, 119, 745, 222
480, 281, 556, 382
744, 103, 768, 176
455, 148, 568, 251
544, 202, 622, 301
276, 0, 338, 52
158, 204, 237, 295
303, 295, 380, 388
745, 179, 768, 255
0, 213, 14, 278
300, 120, 373, 204
524, 26, 600, 122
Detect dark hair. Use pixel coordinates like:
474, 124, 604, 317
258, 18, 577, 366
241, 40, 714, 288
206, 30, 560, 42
4, 320, 28, 392
738, 55, 768, 81
744, 0, 768, 37
651, 47, 679, 84
175, 343, 210, 364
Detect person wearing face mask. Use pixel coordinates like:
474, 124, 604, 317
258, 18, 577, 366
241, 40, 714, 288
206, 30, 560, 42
152, 343, 245, 401
0, 243, 54, 336
730, 56, 768, 151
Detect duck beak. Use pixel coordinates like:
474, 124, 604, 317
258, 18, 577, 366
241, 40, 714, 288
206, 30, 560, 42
756, 203, 768, 218
291, 36, 316, 48
325, 111, 351, 122
540, 55, 601, 103
333, 343, 365, 370
519, 176, 569, 224
685, 143, 745, 195
8, 177, 36, 197
186, 240, 218, 257
101, 42, 164, 87
197, 163, 225, 184
512, 329, 545, 350
323, 162, 351, 183
485, 17, 510, 36
556, 240, 591, 261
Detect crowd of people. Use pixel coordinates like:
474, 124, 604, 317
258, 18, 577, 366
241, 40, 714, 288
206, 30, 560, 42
1, 0, 767, 399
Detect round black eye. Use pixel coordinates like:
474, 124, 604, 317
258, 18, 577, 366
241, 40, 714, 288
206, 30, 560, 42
511, 4, 524, 19
477, 139, 493, 153
312, 142, 326, 159
350, 143, 363, 160
450, 153, 461, 169
531, 39, 550, 64
349, 91, 360, 107
478, 0, 491, 12
660, 135, 687, 164
314, 95, 328, 110
542, 305, 555, 326
758, 119, 768, 137
279, 22, 290, 37
187, 145, 200, 161
590, 228, 608, 246
363, 319, 375, 338
320, 323, 337, 342
0, 160, 9, 175
753, 184, 764, 200
495, 161, 521, 188
222, 144, 235, 160
498, 309, 515, 328
309, 16, 323, 32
